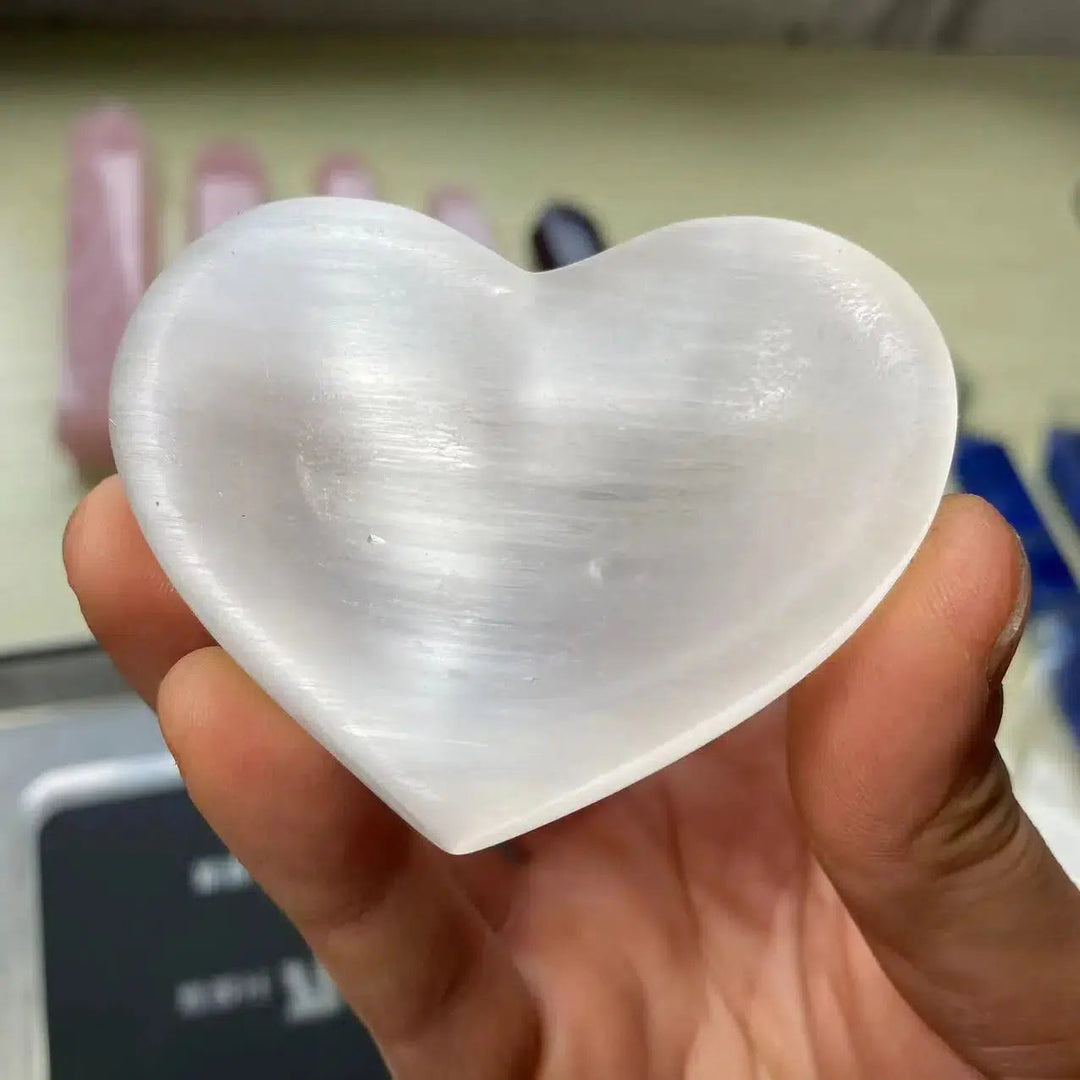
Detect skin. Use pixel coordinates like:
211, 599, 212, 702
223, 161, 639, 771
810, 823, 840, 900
65, 482, 1080, 1080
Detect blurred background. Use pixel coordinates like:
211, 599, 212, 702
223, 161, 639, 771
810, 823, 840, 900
0, 3, 1079, 1077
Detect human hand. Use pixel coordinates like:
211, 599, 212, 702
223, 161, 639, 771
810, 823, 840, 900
66, 481, 1080, 1079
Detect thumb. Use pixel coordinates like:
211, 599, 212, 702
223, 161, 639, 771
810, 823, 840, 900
790, 495, 1080, 1080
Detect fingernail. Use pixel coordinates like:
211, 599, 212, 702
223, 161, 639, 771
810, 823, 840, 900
989, 532, 1031, 683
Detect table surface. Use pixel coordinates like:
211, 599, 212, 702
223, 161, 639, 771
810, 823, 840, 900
1, 31, 1079, 653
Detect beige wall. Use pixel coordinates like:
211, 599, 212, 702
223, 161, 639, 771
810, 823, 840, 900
1, 1, 1079, 53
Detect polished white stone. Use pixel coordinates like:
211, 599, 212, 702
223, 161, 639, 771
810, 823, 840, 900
110, 198, 957, 853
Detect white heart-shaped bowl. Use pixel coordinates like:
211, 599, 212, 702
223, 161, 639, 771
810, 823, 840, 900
111, 198, 956, 853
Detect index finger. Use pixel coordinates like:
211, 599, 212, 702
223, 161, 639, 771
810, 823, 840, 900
64, 474, 214, 703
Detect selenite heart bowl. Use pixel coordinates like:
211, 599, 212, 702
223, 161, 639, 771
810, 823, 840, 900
111, 198, 957, 853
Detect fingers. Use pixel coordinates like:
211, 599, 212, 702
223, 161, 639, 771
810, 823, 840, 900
64, 475, 213, 704
158, 647, 539, 1079
66, 477, 529, 1069
65, 477, 519, 907
789, 494, 1080, 1078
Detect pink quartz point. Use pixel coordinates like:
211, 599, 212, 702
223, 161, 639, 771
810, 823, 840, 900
190, 141, 268, 238
426, 185, 497, 249
60, 105, 156, 475
315, 154, 378, 199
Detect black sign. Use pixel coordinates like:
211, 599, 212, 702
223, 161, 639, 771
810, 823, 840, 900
39, 785, 390, 1079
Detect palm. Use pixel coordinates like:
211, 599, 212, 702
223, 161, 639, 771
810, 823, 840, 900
479, 701, 974, 1079
70, 483, 1071, 1080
